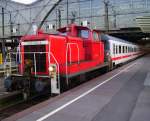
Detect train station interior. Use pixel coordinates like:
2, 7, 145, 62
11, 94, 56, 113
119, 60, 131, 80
0, 0, 150, 121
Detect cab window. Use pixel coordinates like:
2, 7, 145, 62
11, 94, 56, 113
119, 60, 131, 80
78, 30, 89, 39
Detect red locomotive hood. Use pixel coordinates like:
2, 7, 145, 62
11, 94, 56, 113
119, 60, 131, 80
21, 29, 49, 42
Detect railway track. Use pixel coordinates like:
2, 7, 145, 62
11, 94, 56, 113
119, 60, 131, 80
0, 92, 51, 120
0, 61, 126, 121
0, 66, 108, 120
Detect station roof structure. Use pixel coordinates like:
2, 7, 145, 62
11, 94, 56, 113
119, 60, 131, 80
136, 16, 150, 33
11, 0, 38, 5
0, 0, 150, 44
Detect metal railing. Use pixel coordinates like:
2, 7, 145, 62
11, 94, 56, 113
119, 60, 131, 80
65, 43, 80, 85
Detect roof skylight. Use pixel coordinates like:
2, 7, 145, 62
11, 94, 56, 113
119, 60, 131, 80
12, 0, 37, 4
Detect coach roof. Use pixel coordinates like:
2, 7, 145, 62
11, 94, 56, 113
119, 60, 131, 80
101, 34, 134, 45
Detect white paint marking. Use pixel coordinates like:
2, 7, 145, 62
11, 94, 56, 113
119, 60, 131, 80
36, 63, 136, 121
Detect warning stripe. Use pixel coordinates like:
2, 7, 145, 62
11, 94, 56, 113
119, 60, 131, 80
111, 53, 139, 61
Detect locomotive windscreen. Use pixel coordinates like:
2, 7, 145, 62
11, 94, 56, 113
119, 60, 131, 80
24, 44, 46, 73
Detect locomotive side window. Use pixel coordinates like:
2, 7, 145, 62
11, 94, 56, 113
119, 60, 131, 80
78, 30, 89, 39
93, 32, 99, 41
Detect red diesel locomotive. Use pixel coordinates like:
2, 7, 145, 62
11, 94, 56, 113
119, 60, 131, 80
4, 24, 141, 95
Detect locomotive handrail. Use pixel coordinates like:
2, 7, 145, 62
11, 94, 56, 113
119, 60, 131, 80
33, 53, 37, 76
9, 51, 60, 88
10, 51, 49, 76
66, 43, 80, 86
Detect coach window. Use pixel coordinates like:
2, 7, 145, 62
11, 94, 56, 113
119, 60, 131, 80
124, 46, 125, 53
123, 46, 125, 53
124, 46, 126, 53
119, 45, 121, 53
129, 47, 131, 52
116, 45, 118, 54
126, 46, 128, 53
113, 44, 115, 54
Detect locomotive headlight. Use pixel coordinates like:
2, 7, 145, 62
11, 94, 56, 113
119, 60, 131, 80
48, 66, 54, 72
48, 65, 56, 78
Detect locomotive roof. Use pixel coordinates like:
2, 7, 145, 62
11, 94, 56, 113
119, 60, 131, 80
101, 34, 135, 45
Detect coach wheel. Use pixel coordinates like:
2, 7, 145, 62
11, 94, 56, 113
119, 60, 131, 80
112, 62, 116, 69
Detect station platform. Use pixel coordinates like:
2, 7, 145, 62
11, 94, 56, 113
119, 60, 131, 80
3, 55, 150, 121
